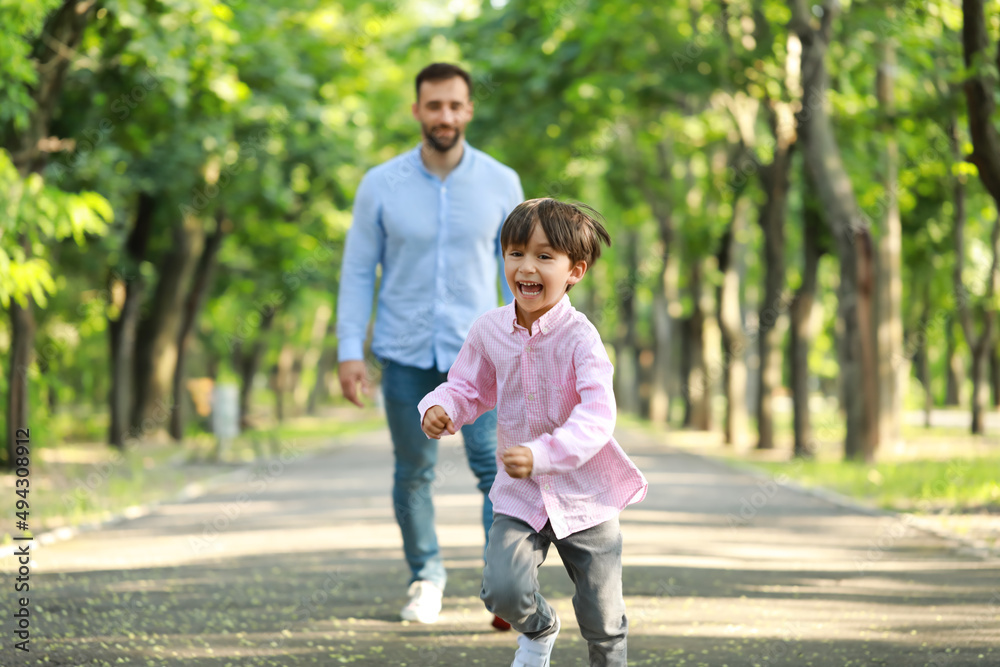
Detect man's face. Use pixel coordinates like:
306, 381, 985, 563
412, 77, 473, 152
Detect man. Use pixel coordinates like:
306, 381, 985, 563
337, 63, 523, 626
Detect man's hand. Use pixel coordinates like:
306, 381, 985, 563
338, 360, 369, 408
502, 446, 533, 479
422, 405, 457, 439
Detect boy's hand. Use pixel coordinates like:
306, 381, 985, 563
502, 446, 533, 479
422, 405, 457, 439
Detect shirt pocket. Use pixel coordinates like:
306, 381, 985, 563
545, 378, 579, 428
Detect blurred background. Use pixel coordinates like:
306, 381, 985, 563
1, 0, 999, 531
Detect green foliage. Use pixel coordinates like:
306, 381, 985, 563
0, 0, 998, 466
0, 151, 111, 307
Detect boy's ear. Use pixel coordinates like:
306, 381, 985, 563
566, 260, 588, 287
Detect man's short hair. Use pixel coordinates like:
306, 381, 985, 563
501, 198, 612, 270
415, 63, 472, 101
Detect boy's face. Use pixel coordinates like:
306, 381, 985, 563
504, 223, 587, 329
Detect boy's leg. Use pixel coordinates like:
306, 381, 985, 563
381, 360, 447, 592
459, 408, 498, 547
481, 514, 559, 640
552, 517, 628, 667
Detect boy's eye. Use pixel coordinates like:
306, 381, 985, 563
508, 251, 522, 257
538, 254, 551, 260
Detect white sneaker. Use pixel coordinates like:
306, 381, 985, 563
399, 580, 442, 623
512, 614, 560, 667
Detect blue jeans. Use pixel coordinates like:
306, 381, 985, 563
381, 358, 498, 592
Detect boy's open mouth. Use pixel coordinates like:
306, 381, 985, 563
517, 282, 542, 297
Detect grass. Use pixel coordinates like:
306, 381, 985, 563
619, 407, 1000, 514
750, 456, 1000, 513
0, 406, 385, 544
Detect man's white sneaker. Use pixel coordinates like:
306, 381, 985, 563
511, 614, 560, 667
399, 580, 442, 623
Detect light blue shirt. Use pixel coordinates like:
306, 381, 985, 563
337, 141, 523, 372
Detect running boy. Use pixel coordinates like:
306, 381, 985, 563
418, 198, 647, 666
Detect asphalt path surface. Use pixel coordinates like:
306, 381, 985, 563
2, 424, 997, 666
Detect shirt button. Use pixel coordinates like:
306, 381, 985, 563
527, 393, 534, 401
543, 484, 551, 491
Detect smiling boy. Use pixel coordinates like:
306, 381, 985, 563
418, 198, 647, 667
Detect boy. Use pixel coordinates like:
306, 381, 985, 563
418, 198, 647, 666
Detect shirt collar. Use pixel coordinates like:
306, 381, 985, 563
509, 294, 572, 336
410, 140, 474, 181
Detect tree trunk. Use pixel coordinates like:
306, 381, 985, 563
6, 289, 35, 468
990, 341, 1000, 409
917, 283, 934, 428
945, 321, 963, 406
273, 344, 296, 423
790, 184, 825, 457
108, 193, 156, 448
237, 309, 277, 430
685, 260, 712, 430
131, 218, 200, 435
297, 304, 333, 411
791, 0, 878, 461
961, 0, 1000, 205
970, 342, 990, 434
3, 0, 95, 464
876, 35, 904, 451
635, 140, 678, 425
960, 0, 1000, 429
718, 197, 751, 446
951, 119, 999, 435
307, 324, 336, 415
169, 211, 227, 441
3, 0, 94, 173
614, 230, 641, 415
755, 111, 794, 450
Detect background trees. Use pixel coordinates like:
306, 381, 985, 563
1, 0, 997, 467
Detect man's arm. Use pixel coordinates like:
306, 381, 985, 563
336, 172, 383, 407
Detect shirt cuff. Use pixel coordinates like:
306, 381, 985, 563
525, 435, 553, 477
337, 339, 365, 363
416, 392, 460, 436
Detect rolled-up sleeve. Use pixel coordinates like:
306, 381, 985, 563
524, 333, 616, 476
336, 173, 383, 362
418, 322, 497, 430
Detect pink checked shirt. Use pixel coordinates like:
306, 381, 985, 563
417, 295, 647, 539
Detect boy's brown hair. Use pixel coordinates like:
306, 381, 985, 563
500, 198, 612, 271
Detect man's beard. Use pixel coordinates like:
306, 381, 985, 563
423, 123, 462, 152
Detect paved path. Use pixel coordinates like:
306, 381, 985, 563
2, 425, 998, 666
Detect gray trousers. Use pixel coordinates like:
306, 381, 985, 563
480, 513, 628, 666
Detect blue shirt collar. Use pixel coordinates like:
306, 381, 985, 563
410, 140, 474, 182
